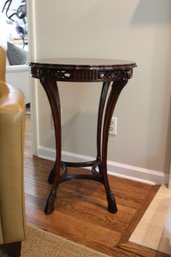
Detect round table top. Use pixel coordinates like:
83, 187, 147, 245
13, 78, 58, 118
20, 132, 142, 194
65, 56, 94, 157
29, 58, 136, 70
30, 58, 136, 82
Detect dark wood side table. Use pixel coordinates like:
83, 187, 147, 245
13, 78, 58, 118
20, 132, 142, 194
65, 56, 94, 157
30, 58, 136, 215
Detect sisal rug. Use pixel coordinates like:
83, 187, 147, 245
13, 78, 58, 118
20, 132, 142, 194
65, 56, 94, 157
129, 185, 171, 255
0, 226, 109, 257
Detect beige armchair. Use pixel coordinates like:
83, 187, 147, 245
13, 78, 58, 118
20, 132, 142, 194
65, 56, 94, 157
0, 46, 26, 256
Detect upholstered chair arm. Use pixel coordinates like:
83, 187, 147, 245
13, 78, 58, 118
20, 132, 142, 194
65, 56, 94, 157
0, 81, 26, 244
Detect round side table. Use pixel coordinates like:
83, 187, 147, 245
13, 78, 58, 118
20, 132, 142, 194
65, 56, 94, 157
30, 58, 136, 215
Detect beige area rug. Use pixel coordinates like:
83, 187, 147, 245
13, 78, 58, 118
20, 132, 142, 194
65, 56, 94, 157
129, 185, 171, 255
20, 225, 109, 257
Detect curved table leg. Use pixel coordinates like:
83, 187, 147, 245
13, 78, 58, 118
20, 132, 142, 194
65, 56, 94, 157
100, 79, 128, 213
40, 79, 61, 214
96, 82, 110, 171
48, 162, 56, 185
48, 161, 68, 185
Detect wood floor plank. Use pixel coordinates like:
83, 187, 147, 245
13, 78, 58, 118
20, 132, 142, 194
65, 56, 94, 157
24, 114, 169, 257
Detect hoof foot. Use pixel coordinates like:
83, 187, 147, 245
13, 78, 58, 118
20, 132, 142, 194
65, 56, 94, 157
107, 192, 117, 214
44, 200, 55, 215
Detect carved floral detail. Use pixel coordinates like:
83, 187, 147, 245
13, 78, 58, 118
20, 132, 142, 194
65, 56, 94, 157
98, 68, 133, 81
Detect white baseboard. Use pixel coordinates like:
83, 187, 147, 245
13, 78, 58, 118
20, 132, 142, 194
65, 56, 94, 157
37, 146, 168, 185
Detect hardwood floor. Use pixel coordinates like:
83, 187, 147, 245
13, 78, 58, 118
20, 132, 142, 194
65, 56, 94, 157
24, 114, 169, 257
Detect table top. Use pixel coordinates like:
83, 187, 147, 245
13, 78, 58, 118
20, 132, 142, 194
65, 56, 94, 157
29, 58, 136, 70
30, 58, 136, 82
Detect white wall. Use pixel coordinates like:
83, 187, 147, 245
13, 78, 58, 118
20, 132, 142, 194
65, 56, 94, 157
28, 0, 171, 184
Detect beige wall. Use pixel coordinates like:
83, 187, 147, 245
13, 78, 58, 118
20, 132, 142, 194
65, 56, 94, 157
28, 0, 171, 182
